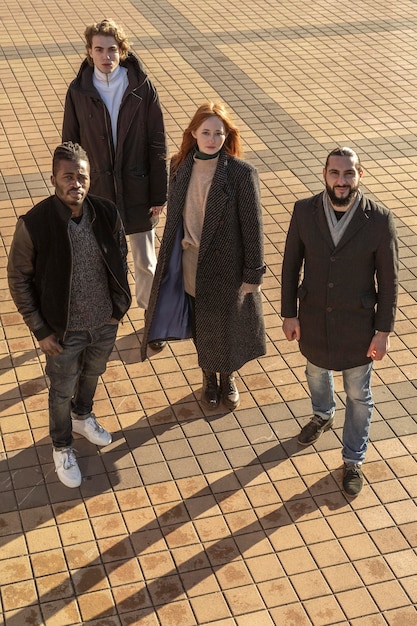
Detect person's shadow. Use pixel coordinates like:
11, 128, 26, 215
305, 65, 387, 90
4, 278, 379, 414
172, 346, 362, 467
1, 327, 350, 624
2, 376, 350, 625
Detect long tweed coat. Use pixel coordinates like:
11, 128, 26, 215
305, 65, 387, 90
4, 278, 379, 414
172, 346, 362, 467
281, 192, 398, 371
141, 148, 266, 372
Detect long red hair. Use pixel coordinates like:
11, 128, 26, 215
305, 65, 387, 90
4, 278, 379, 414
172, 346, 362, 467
171, 102, 243, 170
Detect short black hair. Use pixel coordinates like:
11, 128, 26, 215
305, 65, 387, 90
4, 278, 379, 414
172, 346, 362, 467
325, 147, 362, 172
52, 142, 89, 175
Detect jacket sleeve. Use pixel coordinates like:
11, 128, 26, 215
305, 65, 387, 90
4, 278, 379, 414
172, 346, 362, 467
145, 80, 168, 206
281, 203, 305, 318
237, 164, 265, 285
374, 210, 399, 332
7, 219, 53, 340
62, 88, 81, 143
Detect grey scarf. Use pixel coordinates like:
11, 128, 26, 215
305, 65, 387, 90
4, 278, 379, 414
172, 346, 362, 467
323, 190, 362, 247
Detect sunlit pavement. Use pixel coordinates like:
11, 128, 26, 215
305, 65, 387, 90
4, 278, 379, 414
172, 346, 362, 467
1, 2, 417, 624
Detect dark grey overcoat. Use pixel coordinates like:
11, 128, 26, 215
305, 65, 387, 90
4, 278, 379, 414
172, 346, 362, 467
141, 149, 266, 372
281, 192, 398, 371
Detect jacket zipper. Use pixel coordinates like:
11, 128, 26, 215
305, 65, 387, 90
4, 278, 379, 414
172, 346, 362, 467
101, 101, 118, 196
62, 223, 73, 342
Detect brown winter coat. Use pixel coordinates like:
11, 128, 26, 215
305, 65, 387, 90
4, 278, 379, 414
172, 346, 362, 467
141, 149, 266, 372
281, 192, 398, 371
62, 53, 167, 234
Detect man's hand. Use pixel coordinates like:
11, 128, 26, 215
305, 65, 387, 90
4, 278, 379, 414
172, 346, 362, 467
151, 204, 166, 217
367, 331, 390, 361
282, 317, 301, 341
39, 334, 63, 356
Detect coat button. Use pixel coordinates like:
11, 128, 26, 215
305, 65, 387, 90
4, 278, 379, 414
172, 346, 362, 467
330, 256, 336, 262
326, 307, 332, 312
328, 283, 334, 288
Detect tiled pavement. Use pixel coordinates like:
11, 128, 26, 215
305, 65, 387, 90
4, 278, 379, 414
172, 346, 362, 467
1, 0, 417, 624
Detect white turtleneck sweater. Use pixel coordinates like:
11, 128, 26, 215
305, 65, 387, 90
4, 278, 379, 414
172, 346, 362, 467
93, 65, 129, 149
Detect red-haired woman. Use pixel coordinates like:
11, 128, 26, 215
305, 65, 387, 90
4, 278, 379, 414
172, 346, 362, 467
141, 102, 266, 411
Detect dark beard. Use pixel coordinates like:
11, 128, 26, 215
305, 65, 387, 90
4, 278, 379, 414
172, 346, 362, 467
326, 183, 358, 207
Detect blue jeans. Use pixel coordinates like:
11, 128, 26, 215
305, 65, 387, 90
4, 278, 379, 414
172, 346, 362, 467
305, 360, 374, 464
46, 323, 118, 449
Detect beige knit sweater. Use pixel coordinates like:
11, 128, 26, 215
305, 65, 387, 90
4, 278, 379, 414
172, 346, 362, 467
181, 154, 261, 297
182, 156, 218, 296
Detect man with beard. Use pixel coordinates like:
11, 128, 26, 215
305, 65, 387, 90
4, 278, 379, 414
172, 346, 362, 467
281, 147, 398, 496
8, 142, 131, 488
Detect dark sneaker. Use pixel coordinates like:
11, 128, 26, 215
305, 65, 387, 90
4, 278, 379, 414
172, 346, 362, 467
149, 339, 166, 351
298, 414, 334, 445
343, 462, 364, 496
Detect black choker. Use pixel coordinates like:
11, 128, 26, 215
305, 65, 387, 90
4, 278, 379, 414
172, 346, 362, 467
194, 148, 220, 160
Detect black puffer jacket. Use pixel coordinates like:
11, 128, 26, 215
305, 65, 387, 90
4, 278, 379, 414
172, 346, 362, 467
7, 194, 131, 341
62, 53, 168, 234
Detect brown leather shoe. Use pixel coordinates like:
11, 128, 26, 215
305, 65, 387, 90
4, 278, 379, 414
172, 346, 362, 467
220, 373, 240, 410
201, 370, 219, 409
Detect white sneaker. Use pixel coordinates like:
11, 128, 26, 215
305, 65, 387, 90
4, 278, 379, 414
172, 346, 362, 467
53, 447, 82, 488
71, 412, 112, 446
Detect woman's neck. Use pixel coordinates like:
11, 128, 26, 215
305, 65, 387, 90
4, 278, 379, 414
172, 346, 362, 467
194, 147, 220, 160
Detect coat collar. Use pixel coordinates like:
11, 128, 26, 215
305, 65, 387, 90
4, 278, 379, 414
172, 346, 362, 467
52, 194, 96, 224
315, 191, 369, 251
73, 52, 147, 97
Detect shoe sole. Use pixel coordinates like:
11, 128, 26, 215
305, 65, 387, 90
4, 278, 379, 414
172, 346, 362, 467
342, 482, 363, 497
200, 398, 220, 410
56, 474, 82, 488
149, 342, 166, 351
343, 488, 362, 497
297, 419, 334, 446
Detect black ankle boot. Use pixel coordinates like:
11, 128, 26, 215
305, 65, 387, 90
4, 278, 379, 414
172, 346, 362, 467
201, 370, 219, 409
220, 373, 240, 409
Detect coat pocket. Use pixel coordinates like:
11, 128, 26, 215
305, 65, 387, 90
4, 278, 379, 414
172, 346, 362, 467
361, 292, 377, 308
297, 284, 308, 301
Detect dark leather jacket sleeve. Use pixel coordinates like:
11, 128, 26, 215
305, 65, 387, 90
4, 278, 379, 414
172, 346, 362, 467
7, 219, 53, 340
